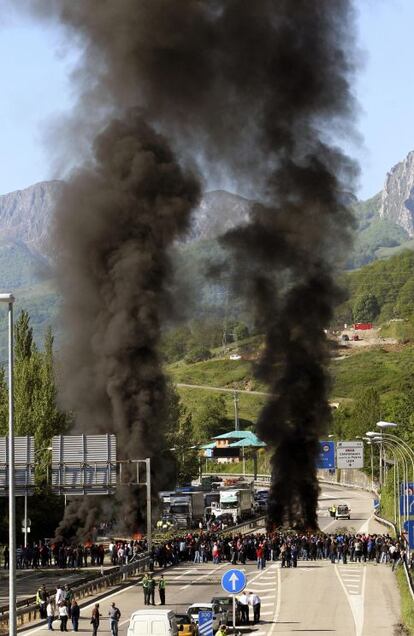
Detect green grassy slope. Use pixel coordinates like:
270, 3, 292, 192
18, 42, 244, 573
167, 356, 267, 425
168, 341, 414, 424
331, 345, 414, 400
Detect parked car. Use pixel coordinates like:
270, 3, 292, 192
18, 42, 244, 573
175, 613, 196, 635
210, 596, 242, 626
127, 609, 178, 636
187, 603, 224, 631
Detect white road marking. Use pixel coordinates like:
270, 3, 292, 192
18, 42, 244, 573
171, 568, 196, 581
335, 563, 367, 636
267, 566, 282, 636
180, 563, 227, 590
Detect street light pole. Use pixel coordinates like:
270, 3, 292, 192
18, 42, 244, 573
0, 293, 16, 635
146, 458, 152, 553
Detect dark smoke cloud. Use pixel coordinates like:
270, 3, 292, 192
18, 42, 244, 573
30, 0, 357, 530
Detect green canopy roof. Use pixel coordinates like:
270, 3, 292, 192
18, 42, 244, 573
212, 430, 265, 446
229, 438, 266, 448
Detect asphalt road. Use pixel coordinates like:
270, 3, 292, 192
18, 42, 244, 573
22, 483, 402, 635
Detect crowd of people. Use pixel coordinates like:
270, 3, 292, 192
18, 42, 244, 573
148, 529, 408, 571
35, 582, 121, 634
2, 542, 107, 569
1, 526, 408, 634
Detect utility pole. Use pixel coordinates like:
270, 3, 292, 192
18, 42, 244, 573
233, 391, 239, 431
145, 458, 152, 553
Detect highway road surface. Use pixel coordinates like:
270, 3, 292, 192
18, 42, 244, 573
22, 482, 402, 635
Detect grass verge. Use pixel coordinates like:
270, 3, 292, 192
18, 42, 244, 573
395, 567, 414, 635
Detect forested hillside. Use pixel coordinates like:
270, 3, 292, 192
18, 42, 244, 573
337, 250, 414, 325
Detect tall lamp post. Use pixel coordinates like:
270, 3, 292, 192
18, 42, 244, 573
376, 422, 414, 491
23, 446, 53, 548
0, 293, 15, 635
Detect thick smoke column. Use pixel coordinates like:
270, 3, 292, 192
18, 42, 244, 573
32, 0, 357, 530
52, 113, 199, 534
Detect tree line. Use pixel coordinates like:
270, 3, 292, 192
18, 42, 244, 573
337, 250, 414, 325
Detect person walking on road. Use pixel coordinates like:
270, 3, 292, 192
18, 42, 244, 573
58, 601, 68, 632
91, 603, 101, 636
36, 584, 48, 619
55, 584, 64, 607
249, 591, 261, 624
71, 600, 80, 632
64, 585, 74, 619
158, 574, 166, 605
142, 573, 150, 605
46, 598, 55, 631
108, 602, 121, 636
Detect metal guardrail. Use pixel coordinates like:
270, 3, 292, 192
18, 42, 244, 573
203, 472, 271, 484
374, 511, 414, 602
0, 554, 150, 632
218, 515, 266, 535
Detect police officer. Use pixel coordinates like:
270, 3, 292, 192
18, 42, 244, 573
148, 574, 156, 605
142, 573, 150, 605
158, 575, 166, 605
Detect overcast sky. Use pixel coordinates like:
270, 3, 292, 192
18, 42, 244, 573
0, 0, 413, 200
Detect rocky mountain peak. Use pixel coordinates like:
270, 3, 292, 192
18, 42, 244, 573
379, 150, 414, 236
0, 180, 63, 255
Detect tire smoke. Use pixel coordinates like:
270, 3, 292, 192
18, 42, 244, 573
30, 0, 357, 532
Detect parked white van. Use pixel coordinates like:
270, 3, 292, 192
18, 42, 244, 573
127, 609, 178, 636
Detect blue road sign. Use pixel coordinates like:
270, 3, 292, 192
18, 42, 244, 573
373, 498, 380, 510
198, 610, 213, 636
221, 568, 247, 594
404, 521, 414, 549
399, 495, 414, 515
317, 441, 335, 470
400, 482, 414, 496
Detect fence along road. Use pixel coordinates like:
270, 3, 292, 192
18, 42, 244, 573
21, 482, 401, 636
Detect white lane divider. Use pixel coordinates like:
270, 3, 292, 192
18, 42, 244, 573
335, 563, 367, 636
267, 566, 282, 636
180, 563, 227, 590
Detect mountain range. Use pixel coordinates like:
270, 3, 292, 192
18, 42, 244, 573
1, 150, 414, 345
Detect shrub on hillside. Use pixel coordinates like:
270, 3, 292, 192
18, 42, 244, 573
184, 346, 212, 364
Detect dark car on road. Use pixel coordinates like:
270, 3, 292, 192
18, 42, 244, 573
210, 595, 242, 626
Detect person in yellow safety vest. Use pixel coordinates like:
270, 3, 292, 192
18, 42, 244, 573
156, 520, 163, 530
36, 584, 47, 619
329, 505, 336, 517
215, 625, 228, 636
158, 574, 166, 605
142, 573, 150, 605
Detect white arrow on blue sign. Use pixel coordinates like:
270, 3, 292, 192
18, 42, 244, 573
221, 568, 247, 594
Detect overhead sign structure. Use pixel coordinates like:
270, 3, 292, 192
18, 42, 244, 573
317, 441, 335, 470
51, 434, 117, 495
400, 496, 414, 516
198, 610, 213, 636
337, 441, 364, 469
404, 521, 414, 549
400, 482, 414, 496
221, 568, 247, 594
0, 436, 35, 496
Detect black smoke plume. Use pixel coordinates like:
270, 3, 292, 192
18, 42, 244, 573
53, 113, 199, 535
31, 0, 357, 531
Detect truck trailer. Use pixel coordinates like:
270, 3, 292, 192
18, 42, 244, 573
212, 488, 254, 523
169, 491, 205, 528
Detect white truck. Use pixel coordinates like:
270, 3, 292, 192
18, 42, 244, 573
169, 492, 205, 528
212, 488, 254, 523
